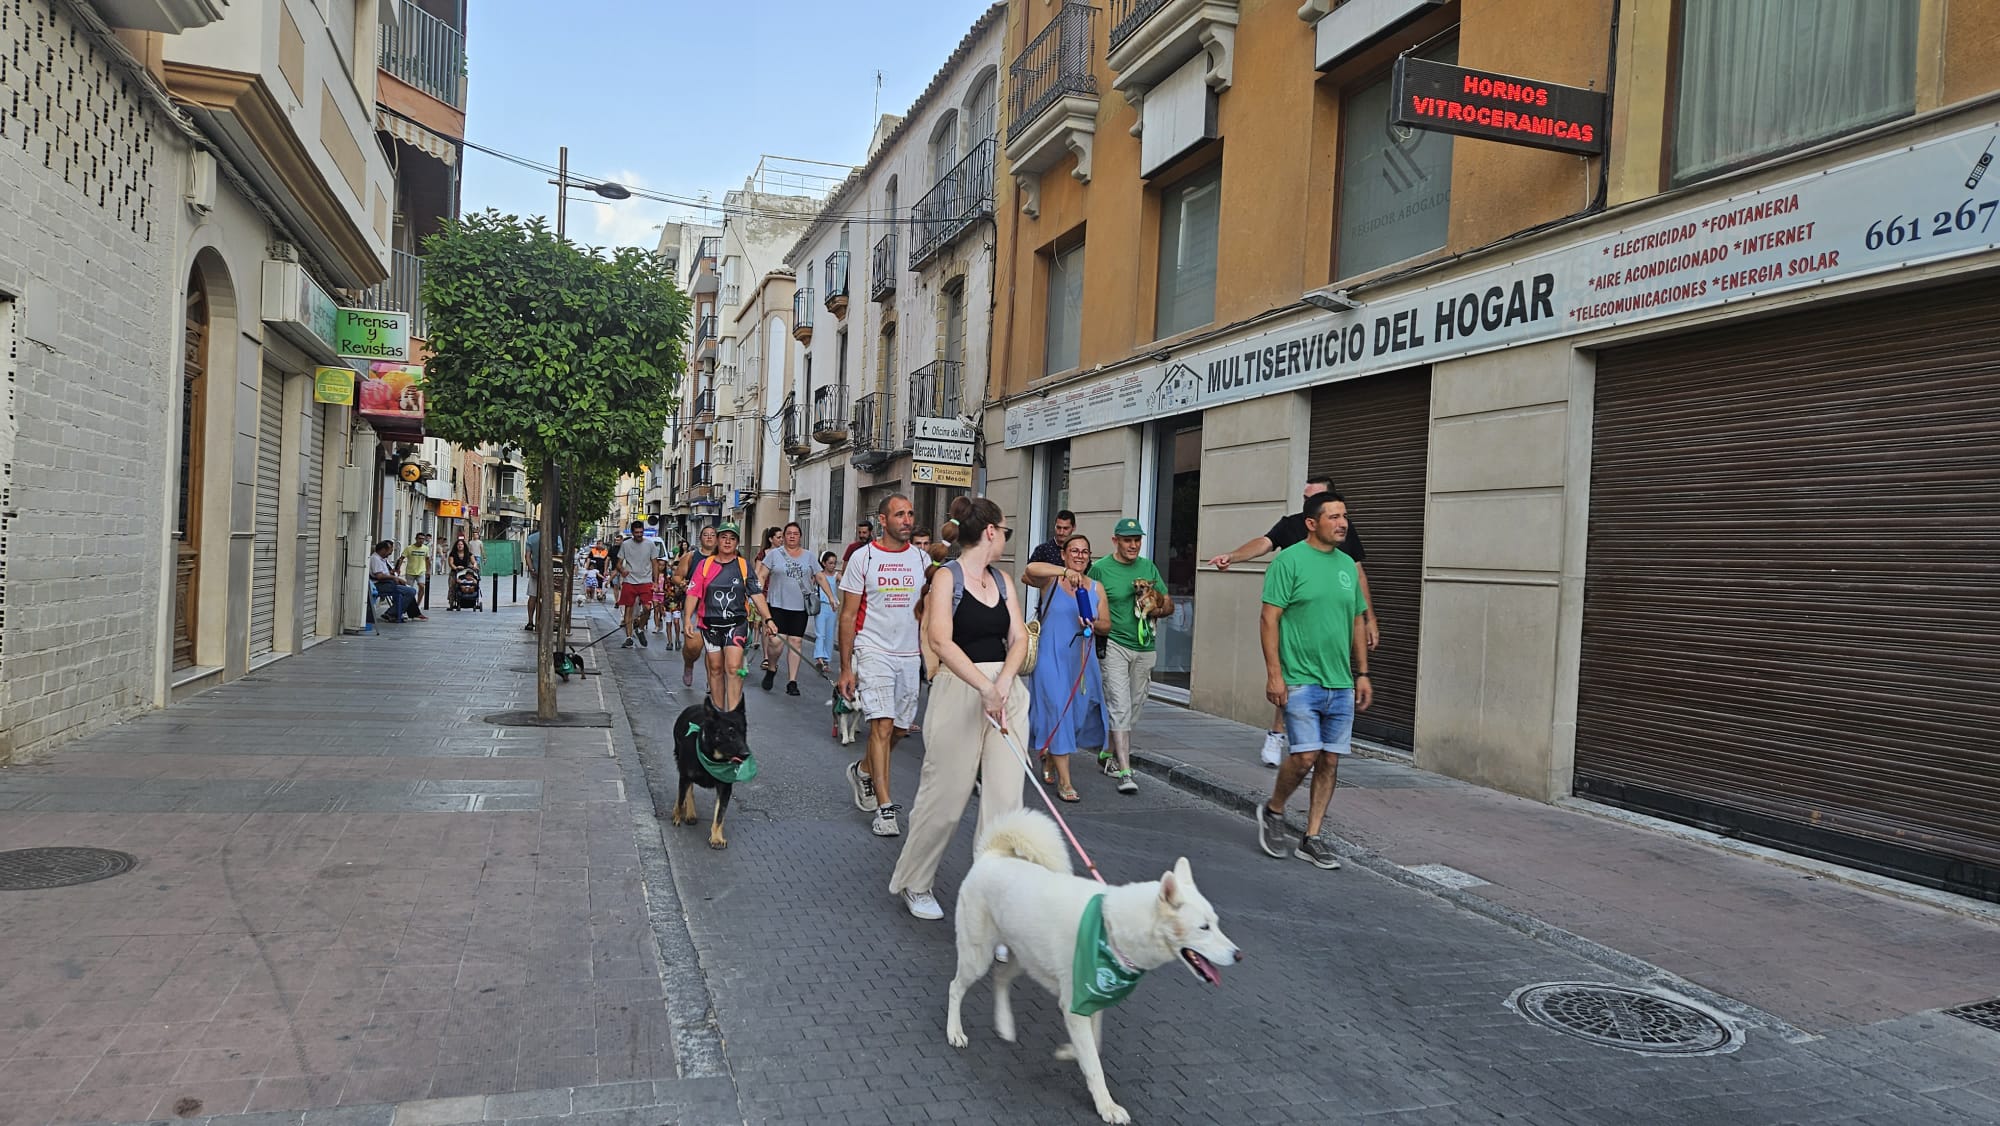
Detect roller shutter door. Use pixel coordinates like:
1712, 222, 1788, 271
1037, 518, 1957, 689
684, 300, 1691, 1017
250, 373, 283, 659
1578, 280, 2000, 900
1309, 367, 1430, 748
299, 403, 325, 642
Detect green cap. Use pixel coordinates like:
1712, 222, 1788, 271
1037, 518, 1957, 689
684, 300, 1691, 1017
717, 523, 741, 538
1113, 518, 1146, 538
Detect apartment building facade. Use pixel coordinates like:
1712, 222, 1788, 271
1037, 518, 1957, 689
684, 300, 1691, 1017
2, 0, 405, 760
785, 4, 1006, 548
984, 0, 2000, 899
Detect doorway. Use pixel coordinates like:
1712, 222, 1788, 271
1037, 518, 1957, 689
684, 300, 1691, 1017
1146, 415, 1202, 692
173, 272, 210, 671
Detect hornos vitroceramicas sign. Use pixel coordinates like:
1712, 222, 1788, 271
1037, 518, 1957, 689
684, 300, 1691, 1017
1003, 115, 2000, 448
1391, 57, 1607, 156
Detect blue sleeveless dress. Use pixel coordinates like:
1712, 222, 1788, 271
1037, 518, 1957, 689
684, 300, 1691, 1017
1029, 580, 1107, 757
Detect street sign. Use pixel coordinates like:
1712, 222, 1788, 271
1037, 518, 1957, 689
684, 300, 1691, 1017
912, 461, 973, 487
912, 416, 975, 443
335, 307, 412, 362
911, 437, 974, 466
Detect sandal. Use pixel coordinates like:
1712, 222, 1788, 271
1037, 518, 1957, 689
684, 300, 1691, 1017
1058, 783, 1080, 803
1041, 755, 1056, 785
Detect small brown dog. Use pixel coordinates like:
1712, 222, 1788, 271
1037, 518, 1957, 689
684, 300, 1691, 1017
1131, 578, 1172, 622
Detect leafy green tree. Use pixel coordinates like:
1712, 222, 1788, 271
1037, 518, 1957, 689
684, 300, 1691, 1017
422, 210, 688, 715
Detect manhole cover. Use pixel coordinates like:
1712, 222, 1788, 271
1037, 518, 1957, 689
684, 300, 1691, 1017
1511, 983, 1735, 1055
0, 847, 139, 890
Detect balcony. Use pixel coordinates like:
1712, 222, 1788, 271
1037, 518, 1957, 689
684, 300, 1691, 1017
871, 234, 898, 302
781, 400, 812, 457
792, 290, 815, 343
380, 2, 467, 110
851, 390, 899, 458
693, 388, 716, 424
722, 283, 742, 307
717, 362, 739, 390
910, 138, 996, 270
736, 465, 759, 500
1007, 2, 1100, 217
1310, 0, 1445, 71
824, 250, 851, 318
813, 385, 850, 444
691, 238, 721, 295
904, 360, 963, 446
490, 496, 528, 518
697, 315, 719, 357
1106, 0, 1237, 91
354, 249, 428, 341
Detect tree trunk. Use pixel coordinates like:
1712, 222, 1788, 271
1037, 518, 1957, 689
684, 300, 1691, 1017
557, 465, 578, 656
536, 456, 559, 718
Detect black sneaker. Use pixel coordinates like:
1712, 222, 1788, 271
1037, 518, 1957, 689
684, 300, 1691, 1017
1295, 835, 1342, 870
786, 681, 800, 696
762, 669, 776, 691
1256, 804, 1289, 859
636, 630, 648, 648
621, 637, 635, 648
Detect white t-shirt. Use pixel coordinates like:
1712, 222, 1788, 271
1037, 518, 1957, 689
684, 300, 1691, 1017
838, 541, 927, 656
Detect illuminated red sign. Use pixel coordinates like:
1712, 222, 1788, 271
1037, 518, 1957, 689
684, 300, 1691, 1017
1391, 57, 1606, 157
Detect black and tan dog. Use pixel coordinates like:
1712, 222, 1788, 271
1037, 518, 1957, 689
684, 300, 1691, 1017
671, 698, 751, 849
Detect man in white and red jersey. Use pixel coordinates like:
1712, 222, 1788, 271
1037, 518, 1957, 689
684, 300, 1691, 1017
836, 493, 925, 838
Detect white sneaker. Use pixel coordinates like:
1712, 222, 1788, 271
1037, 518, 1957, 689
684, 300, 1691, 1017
994, 944, 1010, 963
872, 804, 902, 837
1260, 730, 1287, 767
903, 889, 943, 920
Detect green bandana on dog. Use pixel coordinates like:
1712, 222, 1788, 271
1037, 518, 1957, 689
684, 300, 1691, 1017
1070, 894, 1144, 1015
686, 720, 759, 784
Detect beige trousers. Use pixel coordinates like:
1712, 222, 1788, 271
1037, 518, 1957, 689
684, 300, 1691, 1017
887, 662, 1030, 896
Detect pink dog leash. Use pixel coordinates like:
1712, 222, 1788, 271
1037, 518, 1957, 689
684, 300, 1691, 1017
985, 714, 1108, 886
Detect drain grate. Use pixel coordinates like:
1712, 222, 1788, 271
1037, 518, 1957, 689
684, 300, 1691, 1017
0, 847, 138, 890
1945, 998, 2000, 1032
1512, 983, 1734, 1055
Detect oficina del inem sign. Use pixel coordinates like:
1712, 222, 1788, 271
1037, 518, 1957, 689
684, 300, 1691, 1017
1391, 56, 1606, 157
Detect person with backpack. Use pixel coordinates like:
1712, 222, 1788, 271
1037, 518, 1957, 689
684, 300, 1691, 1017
756, 522, 834, 696
886, 496, 1029, 921
682, 524, 779, 713
673, 525, 718, 687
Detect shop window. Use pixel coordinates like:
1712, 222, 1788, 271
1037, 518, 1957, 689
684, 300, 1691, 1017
1336, 39, 1456, 280
1044, 240, 1085, 375
1155, 163, 1221, 339
1672, 0, 1916, 183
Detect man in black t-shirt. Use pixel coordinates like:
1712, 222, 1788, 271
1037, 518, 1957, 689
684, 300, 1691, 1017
1027, 509, 1076, 569
1210, 476, 1378, 765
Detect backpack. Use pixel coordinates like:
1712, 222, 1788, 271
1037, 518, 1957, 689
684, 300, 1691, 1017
689, 555, 752, 626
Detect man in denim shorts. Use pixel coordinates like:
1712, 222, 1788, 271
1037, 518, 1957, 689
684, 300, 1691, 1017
1254, 493, 1371, 869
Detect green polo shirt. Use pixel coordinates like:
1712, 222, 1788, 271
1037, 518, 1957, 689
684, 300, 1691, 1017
1261, 542, 1367, 688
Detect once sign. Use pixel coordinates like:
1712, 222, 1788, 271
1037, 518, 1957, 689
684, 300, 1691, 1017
1391, 57, 1605, 156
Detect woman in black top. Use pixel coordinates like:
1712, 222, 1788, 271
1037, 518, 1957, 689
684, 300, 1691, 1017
887, 496, 1030, 919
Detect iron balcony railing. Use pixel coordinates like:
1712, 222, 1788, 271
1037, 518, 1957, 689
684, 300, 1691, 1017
910, 137, 995, 269
1009, 3, 1099, 145
1107, 0, 1171, 53
824, 250, 851, 309
793, 289, 816, 334
692, 464, 713, 488
871, 233, 898, 301
781, 399, 811, 455
905, 360, 963, 446
851, 390, 898, 454
693, 388, 716, 422
813, 384, 851, 443
697, 236, 722, 262
379, 2, 466, 109
355, 249, 428, 340
697, 314, 718, 347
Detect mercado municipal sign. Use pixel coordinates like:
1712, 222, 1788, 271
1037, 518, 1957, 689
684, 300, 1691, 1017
1004, 115, 2000, 448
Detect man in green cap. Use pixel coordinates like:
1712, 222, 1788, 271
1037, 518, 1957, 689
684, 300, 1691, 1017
1087, 518, 1172, 794
683, 524, 779, 713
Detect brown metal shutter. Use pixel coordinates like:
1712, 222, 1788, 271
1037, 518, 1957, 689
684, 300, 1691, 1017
1579, 280, 2000, 900
1309, 367, 1430, 747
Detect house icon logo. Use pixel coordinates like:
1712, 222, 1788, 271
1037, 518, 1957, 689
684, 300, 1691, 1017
1151, 362, 1201, 412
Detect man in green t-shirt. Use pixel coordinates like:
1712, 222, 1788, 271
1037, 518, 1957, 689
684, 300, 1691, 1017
1087, 518, 1173, 794
1255, 493, 1371, 870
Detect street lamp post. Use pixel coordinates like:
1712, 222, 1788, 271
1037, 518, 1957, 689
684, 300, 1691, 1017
553, 145, 632, 241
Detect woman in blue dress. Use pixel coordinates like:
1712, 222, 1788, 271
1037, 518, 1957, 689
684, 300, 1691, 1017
1026, 533, 1111, 801
811, 550, 841, 672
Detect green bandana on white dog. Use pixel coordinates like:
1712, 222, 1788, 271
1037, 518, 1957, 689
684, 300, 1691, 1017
1070, 893, 1144, 1015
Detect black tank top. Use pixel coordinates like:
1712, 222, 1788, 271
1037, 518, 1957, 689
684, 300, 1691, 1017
951, 570, 1011, 664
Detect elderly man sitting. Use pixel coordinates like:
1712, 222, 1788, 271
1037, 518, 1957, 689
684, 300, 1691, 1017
369, 540, 427, 622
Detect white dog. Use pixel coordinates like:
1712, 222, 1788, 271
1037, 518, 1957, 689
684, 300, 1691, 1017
946, 809, 1240, 1124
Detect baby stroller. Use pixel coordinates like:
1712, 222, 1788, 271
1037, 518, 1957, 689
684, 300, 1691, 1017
450, 566, 482, 611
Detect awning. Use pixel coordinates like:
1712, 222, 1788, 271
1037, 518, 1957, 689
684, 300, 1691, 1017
376, 110, 458, 166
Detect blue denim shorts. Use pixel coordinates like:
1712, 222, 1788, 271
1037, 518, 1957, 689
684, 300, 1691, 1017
1283, 684, 1355, 755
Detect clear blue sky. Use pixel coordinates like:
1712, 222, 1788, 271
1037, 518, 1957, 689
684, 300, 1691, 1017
460, 0, 998, 247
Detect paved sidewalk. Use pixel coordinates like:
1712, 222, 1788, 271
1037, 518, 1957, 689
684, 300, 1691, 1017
0, 607, 731, 1126
1128, 704, 2000, 1035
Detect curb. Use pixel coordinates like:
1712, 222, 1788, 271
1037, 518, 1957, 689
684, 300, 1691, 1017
1127, 746, 1819, 1045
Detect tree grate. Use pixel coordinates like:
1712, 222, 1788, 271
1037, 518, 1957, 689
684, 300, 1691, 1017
0, 847, 138, 890
1944, 998, 2000, 1032
1513, 983, 1734, 1055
